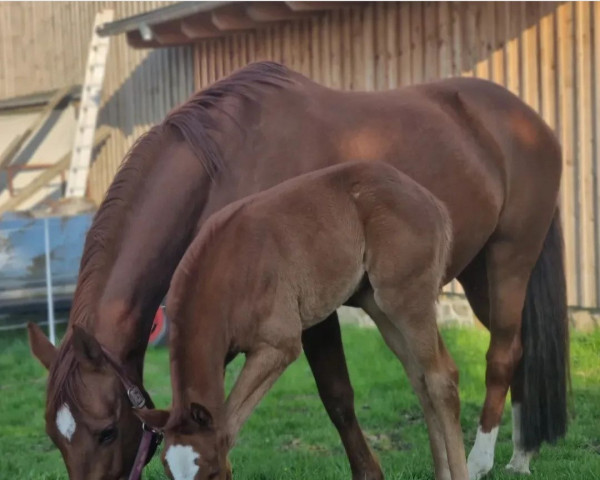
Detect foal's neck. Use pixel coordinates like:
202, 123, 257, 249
170, 310, 230, 420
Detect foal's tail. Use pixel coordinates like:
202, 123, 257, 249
519, 209, 570, 451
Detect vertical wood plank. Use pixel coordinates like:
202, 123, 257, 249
506, 2, 521, 96
557, 2, 577, 305
438, 2, 451, 80
331, 10, 342, 89
424, 1, 438, 81
410, 2, 424, 83
363, 3, 374, 90
375, 2, 387, 90
575, 1, 595, 306
594, 2, 600, 305
311, 16, 321, 83
522, 2, 540, 110
492, 2, 507, 86
351, 6, 363, 90
450, 2, 462, 76
399, 2, 411, 85
384, 3, 397, 89
341, 9, 352, 90
539, 5, 556, 129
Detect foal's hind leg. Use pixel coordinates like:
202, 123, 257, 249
362, 292, 467, 480
303, 312, 383, 480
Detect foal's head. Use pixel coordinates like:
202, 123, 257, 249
137, 403, 229, 480
28, 323, 146, 479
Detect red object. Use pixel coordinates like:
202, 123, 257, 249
148, 306, 168, 346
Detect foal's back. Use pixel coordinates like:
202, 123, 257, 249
170, 162, 450, 333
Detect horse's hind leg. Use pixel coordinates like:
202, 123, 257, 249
303, 312, 383, 480
362, 292, 467, 480
459, 253, 533, 478
464, 239, 538, 480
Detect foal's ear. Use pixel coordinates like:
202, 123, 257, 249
71, 325, 104, 369
190, 402, 213, 429
27, 322, 57, 370
134, 408, 170, 431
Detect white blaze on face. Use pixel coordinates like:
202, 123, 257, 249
56, 403, 77, 442
165, 444, 200, 480
467, 425, 499, 480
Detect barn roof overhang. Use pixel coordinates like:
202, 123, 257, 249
97, 1, 352, 48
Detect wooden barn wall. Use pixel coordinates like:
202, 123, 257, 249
0, 1, 195, 205
193, 1, 600, 309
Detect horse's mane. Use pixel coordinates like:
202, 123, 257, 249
165, 61, 291, 178
47, 61, 293, 414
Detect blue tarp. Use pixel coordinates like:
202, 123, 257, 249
0, 214, 93, 314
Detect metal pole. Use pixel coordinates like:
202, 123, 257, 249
44, 217, 56, 345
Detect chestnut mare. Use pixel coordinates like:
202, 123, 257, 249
28, 62, 568, 480
134, 161, 466, 480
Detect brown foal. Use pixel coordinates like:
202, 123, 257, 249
136, 162, 467, 480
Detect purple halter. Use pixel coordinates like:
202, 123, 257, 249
100, 345, 162, 480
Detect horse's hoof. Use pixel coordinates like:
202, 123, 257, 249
505, 449, 533, 475
467, 460, 492, 480
505, 462, 531, 475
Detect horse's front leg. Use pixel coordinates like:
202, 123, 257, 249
302, 312, 384, 480
224, 333, 302, 447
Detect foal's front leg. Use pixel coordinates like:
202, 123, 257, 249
224, 336, 302, 447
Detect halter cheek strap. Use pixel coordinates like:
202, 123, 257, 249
99, 346, 163, 480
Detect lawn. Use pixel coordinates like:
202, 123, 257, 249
1, 324, 599, 480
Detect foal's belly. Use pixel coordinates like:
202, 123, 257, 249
295, 250, 365, 330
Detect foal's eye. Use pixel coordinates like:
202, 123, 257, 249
98, 426, 118, 445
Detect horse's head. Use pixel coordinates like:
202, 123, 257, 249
28, 323, 149, 479
136, 403, 230, 480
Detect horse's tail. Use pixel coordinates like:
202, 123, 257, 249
519, 209, 570, 450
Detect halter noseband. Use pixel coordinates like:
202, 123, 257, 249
100, 345, 162, 480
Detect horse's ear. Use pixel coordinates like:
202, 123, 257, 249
71, 325, 104, 368
190, 402, 213, 429
134, 408, 170, 431
27, 322, 57, 370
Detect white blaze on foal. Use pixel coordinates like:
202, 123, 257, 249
56, 403, 77, 442
165, 444, 200, 480
467, 425, 499, 480
506, 404, 534, 474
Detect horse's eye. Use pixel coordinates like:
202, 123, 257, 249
99, 426, 118, 445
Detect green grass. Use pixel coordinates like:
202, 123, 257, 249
1, 325, 599, 479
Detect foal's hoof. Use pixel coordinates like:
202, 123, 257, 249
225, 457, 233, 480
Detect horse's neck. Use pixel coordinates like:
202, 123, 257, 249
92, 142, 213, 362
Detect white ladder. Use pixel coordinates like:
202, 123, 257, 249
66, 9, 114, 198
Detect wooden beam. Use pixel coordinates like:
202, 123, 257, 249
211, 5, 261, 31
245, 3, 304, 22
126, 30, 166, 49
0, 86, 73, 169
0, 127, 110, 217
181, 12, 221, 39
152, 20, 189, 45
285, 2, 347, 12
